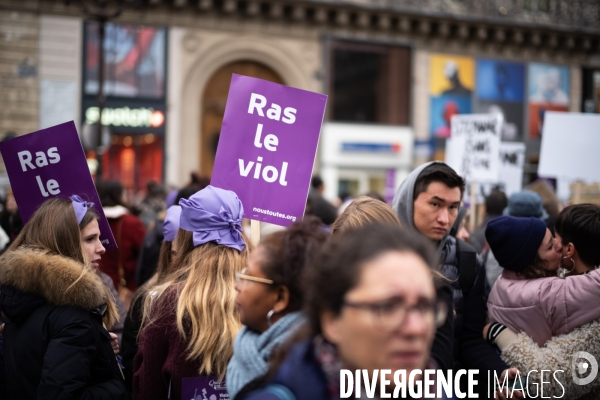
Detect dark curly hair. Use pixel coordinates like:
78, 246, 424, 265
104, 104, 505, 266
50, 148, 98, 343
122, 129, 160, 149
260, 216, 329, 312
555, 204, 600, 268
518, 253, 556, 280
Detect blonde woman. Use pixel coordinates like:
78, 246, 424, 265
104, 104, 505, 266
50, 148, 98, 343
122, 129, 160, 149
0, 196, 126, 399
133, 186, 249, 400
331, 195, 401, 234
121, 204, 182, 392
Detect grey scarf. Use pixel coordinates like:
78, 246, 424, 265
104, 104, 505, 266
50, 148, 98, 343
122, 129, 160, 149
226, 311, 304, 399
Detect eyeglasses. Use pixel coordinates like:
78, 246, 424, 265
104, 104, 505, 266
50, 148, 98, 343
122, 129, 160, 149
343, 296, 448, 332
235, 267, 274, 285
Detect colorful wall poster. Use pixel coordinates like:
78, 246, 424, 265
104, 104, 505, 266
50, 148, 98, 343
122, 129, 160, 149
429, 54, 475, 138
475, 59, 525, 141
528, 63, 570, 139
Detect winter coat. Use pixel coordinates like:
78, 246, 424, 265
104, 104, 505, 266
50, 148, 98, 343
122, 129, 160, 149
135, 218, 164, 287
242, 340, 452, 400
392, 161, 507, 379
100, 271, 127, 344
121, 290, 145, 394
497, 319, 600, 399
0, 248, 129, 400
487, 268, 600, 346
101, 206, 146, 291
132, 287, 202, 400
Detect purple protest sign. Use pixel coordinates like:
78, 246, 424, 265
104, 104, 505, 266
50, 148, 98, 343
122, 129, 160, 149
181, 377, 228, 400
211, 74, 327, 227
0, 121, 116, 249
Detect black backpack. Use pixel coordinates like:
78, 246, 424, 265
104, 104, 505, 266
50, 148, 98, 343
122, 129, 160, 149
456, 238, 477, 297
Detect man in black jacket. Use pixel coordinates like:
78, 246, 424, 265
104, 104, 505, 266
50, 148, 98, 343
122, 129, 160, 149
393, 162, 519, 399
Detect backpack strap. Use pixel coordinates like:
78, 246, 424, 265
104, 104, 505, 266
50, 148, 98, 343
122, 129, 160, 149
263, 384, 297, 400
456, 239, 477, 297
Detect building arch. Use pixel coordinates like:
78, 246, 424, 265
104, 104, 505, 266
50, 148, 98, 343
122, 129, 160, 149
176, 36, 311, 183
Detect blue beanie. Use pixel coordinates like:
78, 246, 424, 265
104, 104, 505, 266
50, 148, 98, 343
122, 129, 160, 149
503, 190, 548, 219
485, 216, 547, 272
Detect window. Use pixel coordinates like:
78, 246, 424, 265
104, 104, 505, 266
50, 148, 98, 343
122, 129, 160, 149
85, 22, 167, 99
329, 41, 411, 125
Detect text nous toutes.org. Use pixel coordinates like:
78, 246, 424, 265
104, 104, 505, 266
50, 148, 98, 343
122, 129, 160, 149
252, 207, 296, 222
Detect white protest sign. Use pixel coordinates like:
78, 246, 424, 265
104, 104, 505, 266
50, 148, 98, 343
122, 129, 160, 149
469, 142, 526, 203
446, 114, 503, 182
498, 142, 526, 197
538, 112, 600, 182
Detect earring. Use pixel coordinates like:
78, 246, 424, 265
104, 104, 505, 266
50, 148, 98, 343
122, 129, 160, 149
558, 256, 575, 278
267, 310, 276, 327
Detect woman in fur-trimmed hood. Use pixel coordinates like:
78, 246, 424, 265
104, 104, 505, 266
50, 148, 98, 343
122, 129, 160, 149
0, 197, 129, 400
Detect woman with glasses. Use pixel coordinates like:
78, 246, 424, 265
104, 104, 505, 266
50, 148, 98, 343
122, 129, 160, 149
133, 186, 249, 400
241, 223, 448, 400
331, 195, 454, 373
227, 216, 328, 400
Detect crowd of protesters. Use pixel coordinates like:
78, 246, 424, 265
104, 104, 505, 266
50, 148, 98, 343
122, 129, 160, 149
0, 161, 599, 400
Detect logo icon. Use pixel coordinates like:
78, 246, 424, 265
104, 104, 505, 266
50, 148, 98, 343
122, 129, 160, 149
572, 351, 598, 386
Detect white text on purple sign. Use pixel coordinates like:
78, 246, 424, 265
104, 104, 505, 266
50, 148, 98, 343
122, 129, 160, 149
17, 148, 62, 197
237, 93, 297, 186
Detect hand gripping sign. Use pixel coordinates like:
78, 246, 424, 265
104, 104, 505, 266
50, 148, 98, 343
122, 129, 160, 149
211, 74, 327, 227
0, 121, 116, 249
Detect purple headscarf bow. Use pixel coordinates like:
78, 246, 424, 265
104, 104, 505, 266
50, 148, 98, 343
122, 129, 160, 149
70, 195, 94, 225
179, 185, 245, 251
162, 205, 182, 242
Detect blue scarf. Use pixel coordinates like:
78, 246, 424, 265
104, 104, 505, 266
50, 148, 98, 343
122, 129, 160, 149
226, 311, 304, 399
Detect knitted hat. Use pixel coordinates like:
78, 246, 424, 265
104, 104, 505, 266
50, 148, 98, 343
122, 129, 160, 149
503, 190, 548, 219
485, 216, 547, 272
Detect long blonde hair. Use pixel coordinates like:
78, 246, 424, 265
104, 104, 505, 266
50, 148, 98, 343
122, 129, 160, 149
141, 229, 249, 379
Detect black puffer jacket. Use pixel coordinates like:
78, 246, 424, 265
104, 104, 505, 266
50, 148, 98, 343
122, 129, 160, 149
0, 248, 129, 400
393, 162, 508, 395
439, 235, 508, 396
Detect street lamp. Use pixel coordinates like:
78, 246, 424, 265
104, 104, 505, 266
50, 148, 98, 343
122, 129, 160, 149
65, 0, 142, 180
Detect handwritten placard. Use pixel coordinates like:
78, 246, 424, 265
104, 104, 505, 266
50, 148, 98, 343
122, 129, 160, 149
446, 114, 503, 182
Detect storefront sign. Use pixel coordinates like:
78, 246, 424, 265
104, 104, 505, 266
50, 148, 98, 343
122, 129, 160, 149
211, 74, 327, 227
85, 106, 165, 128
0, 121, 116, 249
341, 142, 401, 153
445, 113, 503, 182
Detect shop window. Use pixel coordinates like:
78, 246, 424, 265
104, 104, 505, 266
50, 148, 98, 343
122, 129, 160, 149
582, 68, 600, 113
85, 22, 166, 99
329, 41, 411, 125
102, 134, 163, 191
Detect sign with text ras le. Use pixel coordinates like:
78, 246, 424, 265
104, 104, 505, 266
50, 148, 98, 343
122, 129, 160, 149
211, 74, 327, 227
0, 121, 116, 249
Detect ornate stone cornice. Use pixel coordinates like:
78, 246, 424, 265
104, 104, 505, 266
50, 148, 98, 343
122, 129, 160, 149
1, 0, 598, 57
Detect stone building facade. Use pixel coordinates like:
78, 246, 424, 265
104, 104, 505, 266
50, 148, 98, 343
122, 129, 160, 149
0, 0, 598, 194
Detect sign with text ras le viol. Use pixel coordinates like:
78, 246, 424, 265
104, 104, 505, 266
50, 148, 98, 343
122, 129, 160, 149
0, 121, 116, 249
211, 74, 327, 227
